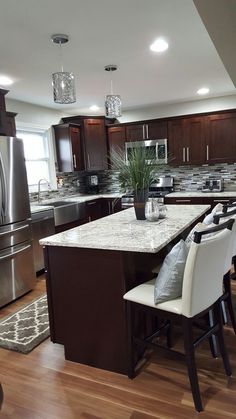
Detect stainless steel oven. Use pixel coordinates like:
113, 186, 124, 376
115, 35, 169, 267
125, 139, 168, 164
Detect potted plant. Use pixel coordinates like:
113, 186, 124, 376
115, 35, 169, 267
111, 147, 162, 220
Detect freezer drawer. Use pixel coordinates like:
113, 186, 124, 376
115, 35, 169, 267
0, 240, 36, 308
0, 220, 32, 251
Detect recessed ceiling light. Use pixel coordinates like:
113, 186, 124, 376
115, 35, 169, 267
197, 87, 209, 95
150, 38, 169, 53
0, 75, 13, 86
90, 105, 100, 111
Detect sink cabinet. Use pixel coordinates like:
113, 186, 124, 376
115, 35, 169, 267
101, 197, 122, 216
85, 199, 102, 222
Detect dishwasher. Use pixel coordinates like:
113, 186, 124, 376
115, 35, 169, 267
31, 209, 55, 274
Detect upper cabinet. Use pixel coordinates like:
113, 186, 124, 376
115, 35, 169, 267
54, 124, 83, 172
0, 89, 8, 135
168, 116, 208, 165
5, 112, 17, 137
205, 112, 236, 164
126, 120, 167, 142
83, 118, 107, 170
56, 116, 109, 172
107, 126, 126, 167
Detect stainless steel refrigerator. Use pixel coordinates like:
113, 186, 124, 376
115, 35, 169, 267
0, 136, 36, 307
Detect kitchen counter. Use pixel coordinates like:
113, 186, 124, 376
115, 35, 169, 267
40, 204, 210, 253
30, 193, 122, 214
167, 191, 236, 198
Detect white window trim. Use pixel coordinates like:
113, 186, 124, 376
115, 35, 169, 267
16, 123, 57, 191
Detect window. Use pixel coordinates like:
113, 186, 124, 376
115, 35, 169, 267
17, 127, 57, 193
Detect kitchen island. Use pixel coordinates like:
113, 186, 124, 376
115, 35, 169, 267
41, 204, 210, 374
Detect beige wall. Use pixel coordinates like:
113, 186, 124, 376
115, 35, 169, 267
118, 94, 236, 123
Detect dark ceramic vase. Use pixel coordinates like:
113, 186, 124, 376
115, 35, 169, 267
133, 189, 149, 220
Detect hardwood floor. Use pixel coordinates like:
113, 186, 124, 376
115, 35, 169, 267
0, 276, 236, 418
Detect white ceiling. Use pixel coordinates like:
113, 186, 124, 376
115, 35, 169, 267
1, 0, 235, 115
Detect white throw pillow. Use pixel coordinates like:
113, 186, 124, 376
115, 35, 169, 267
203, 203, 223, 225
154, 240, 188, 304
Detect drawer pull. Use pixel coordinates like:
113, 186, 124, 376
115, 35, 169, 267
87, 201, 97, 205
213, 199, 230, 203
176, 199, 191, 203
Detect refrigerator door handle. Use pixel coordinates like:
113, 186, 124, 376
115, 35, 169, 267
0, 243, 31, 261
0, 152, 7, 220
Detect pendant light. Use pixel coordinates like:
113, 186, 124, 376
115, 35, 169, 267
51, 34, 76, 104
104, 65, 122, 118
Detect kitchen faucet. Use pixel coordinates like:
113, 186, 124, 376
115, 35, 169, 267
37, 178, 51, 203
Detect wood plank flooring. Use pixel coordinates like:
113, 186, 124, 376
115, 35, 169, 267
0, 275, 235, 418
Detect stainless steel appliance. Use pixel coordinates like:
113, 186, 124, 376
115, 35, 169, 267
125, 139, 168, 164
202, 178, 223, 192
31, 209, 55, 274
0, 136, 35, 307
121, 175, 174, 209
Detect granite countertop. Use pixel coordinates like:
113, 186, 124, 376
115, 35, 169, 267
40, 204, 210, 253
167, 191, 236, 198
30, 193, 122, 214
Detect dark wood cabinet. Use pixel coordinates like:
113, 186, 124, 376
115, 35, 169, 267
165, 195, 234, 210
107, 126, 126, 167
126, 120, 167, 142
85, 199, 102, 222
0, 89, 8, 135
54, 124, 83, 172
205, 112, 236, 164
5, 112, 17, 136
83, 118, 108, 170
168, 117, 205, 165
101, 198, 122, 217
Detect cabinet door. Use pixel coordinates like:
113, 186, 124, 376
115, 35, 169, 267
147, 121, 167, 140
0, 90, 7, 135
108, 126, 126, 167
83, 119, 108, 170
126, 124, 144, 141
5, 112, 17, 137
205, 113, 236, 164
54, 124, 83, 172
168, 120, 185, 165
86, 200, 102, 221
185, 117, 205, 165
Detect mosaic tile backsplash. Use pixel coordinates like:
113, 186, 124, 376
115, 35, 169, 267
29, 163, 236, 201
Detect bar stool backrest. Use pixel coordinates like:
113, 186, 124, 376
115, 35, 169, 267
181, 220, 233, 318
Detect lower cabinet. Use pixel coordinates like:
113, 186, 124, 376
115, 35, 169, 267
85, 199, 102, 222
101, 198, 122, 217
165, 196, 234, 209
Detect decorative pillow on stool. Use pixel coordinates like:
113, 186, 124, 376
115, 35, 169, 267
154, 240, 188, 304
203, 203, 223, 225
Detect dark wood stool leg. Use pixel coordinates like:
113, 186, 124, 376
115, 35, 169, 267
223, 272, 236, 334
126, 301, 136, 379
182, 316, 203, 412
208, 310, 218, 358
214, 301, 232, 376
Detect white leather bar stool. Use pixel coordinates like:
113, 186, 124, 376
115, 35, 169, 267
123, 219, 234, 412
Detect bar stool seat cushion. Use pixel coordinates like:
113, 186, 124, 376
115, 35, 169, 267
124, 279, 183, 314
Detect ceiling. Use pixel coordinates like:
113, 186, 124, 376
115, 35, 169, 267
1, 0, 235, 115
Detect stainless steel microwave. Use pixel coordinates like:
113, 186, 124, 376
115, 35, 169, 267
125, 139, 168, 164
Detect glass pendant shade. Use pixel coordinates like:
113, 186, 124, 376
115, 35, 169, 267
52, 71, 76, 104
104, 65, 122, 118
105, 94, 122, 118
51, 34, 76, 104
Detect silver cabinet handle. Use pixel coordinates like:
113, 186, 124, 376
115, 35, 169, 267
87, 153, 90, 168
206, 145, 209, 161
187, 147, 189, 162
213, 199, 230, 203
73, 154, 77, 168
183, 147, 186, 162
0, 224, 29, 236
142, 125, 145, 140
87, 201, 96, 205
0, 244, 31, 261
108, 201, 111, 214
176, 199, 191, 203
146, 124, 149, 139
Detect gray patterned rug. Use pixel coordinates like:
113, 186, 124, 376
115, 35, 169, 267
0, 295, 50, 354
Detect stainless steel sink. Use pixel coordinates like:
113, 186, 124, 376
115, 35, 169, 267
40, 201, 85, 226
